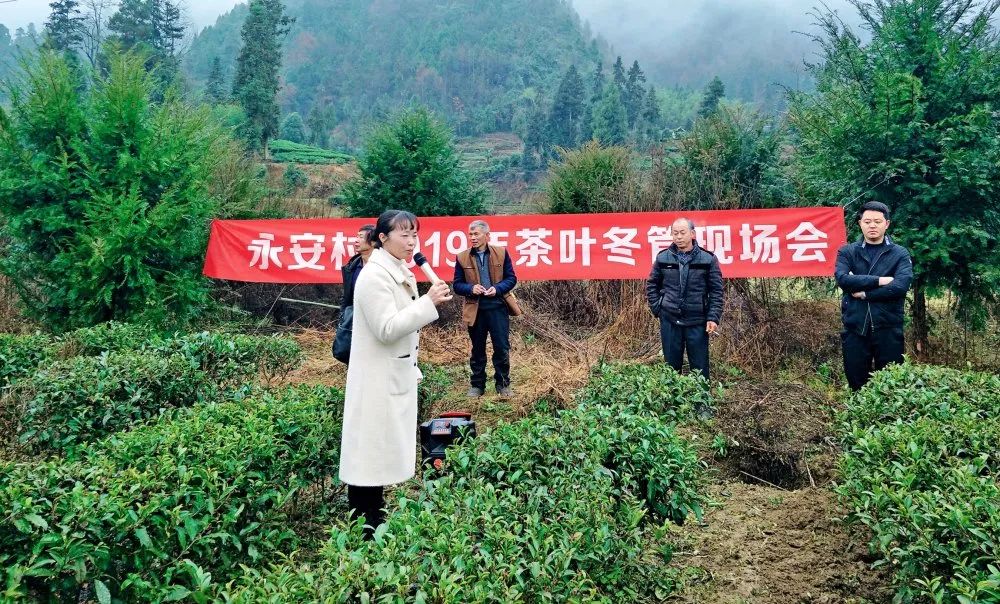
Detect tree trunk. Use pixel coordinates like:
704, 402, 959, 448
912, 283, 930, 358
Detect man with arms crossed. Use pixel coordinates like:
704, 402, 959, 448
835, 201, 913, 391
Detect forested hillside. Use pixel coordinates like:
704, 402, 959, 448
186, 0, 603, 141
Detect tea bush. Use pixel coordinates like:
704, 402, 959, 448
837, 363, 1000, 603
153, 331, 302, 386
62, 323, 303, 385
577, 361, 715, 422
2, 326, 303, 454
0, 333, 59, 389
59, 321, 160, 356
12, 351, 213, 454
220, 364, 709, 602
268, 139, 353, 164
417, 362, 455, 422
227, 471, 648, 603
455, 402, 706, 524
0, 385, 344, 602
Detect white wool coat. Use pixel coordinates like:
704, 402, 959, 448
338, 247, 439, 487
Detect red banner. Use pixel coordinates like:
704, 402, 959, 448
202, 208, 847, 283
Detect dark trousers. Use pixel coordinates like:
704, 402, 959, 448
469, 305, 511, 390
842, 327, 904, 392
347, 484, 384, 539
659, 319, 710, 381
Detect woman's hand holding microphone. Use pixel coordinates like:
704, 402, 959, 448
428, 281, 452, 305
413, 253, 453, 306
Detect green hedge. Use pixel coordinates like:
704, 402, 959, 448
152, 331, 302, 387
59, 322, 159, 357
268, 139, 353, 164
0, 385, 343, 602
2, 323, 303, 391
837, 363, 1000, 603
62, 322, 303, 386
0, 333, 59, 390
2, 325, 303, 454
13, 351, 213, 454
221, 363, 708, 602
577, 361, 715, 421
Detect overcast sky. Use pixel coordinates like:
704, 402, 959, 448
0, 0, 853, 56
3, 0, 858, 34
0, 0, 243, 31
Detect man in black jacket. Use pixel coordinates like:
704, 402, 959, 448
341, 224, 375, 308
332, 224, 374, 364
835, 202, 913, 391
646, 218, 724, 384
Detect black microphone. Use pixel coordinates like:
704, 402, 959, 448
412, 252, 443, 284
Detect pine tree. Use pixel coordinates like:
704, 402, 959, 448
80, 0, 115, 69
580, 61, 605, 142
232, 0, 294, 153
340, 108, 486, 217
612, 56, 626, 92
642, 85, 662, 141
106, 0, 185, 89
698, 76, 725, 118
44, 0, 84, 53
205, 56, 226, 103
306, 102, 335, 148
591, 84, 627, 146
156, 0, 184, 57
108, 0, 154, 49
280, 112, 306, 143
523, 103, 549, 169
624, 60, 646, 128
791, 0, 1000, 352
548, 64, 585, 149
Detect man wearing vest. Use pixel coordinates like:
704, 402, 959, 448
453, 219, 521, 398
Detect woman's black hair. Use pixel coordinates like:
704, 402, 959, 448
368, 210, 419, 248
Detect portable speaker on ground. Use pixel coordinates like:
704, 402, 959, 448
419, 411, 477, 469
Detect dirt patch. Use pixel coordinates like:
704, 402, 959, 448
280, 328, 348, 388
280, 323, 593, 428
713, 380, 839, 489
670, 482, 892, 604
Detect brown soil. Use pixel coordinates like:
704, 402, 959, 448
712, 380, 840, 489
669, 482, 891, 604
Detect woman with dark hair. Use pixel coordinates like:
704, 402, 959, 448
338, 210, 452, 536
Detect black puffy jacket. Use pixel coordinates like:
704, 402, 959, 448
835, 237, 913, 334
645, 244, 724, 326
340, 254, 364, 308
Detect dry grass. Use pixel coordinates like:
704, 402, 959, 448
0, 274, 32, 335
266, 162, 358, 219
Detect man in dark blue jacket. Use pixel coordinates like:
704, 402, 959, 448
453, 220, 520, 398
835, 202, 913, 391
645, 218, 724, 384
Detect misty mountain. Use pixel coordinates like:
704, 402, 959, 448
186, 0, 603, 144
571, 0, 859, 110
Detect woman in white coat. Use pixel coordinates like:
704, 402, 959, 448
339, 209, 452, 536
